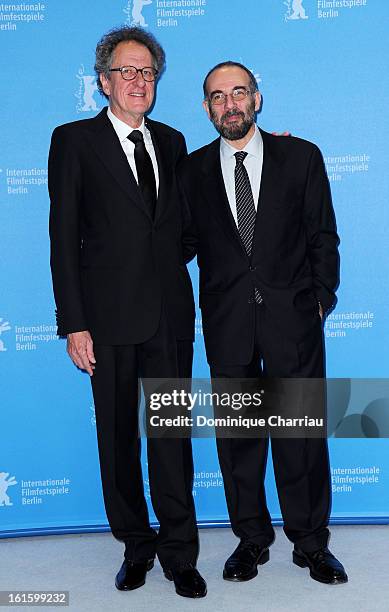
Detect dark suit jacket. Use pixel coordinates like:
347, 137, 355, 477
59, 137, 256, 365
49, 108, 195, 344
180, 128, 340, 366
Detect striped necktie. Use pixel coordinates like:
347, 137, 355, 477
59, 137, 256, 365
234, 151, 263, 304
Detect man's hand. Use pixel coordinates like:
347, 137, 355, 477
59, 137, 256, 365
67, 330, 96, 376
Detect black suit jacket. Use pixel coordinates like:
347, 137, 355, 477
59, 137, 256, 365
180, 129, 340, 366
49, 108, 195, 344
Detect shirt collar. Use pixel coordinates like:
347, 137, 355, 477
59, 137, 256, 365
107, 107, 148, 143
220, 124, 263, 161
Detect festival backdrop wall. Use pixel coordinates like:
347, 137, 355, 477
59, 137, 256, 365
1, 0, 388, 535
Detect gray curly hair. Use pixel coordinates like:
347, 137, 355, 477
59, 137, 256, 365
94, 26, 166, 99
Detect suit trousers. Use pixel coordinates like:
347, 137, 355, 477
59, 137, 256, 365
90, 310, 198, 569
210, 303, 331, 553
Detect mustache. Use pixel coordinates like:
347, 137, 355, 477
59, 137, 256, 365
221, 108, 245, 122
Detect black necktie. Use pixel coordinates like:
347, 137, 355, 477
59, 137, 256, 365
234, 151, 263, 304
127, 130, 157, 219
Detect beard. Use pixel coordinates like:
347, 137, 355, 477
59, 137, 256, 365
209, 99, 256, 140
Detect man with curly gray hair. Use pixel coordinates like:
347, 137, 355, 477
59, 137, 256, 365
49, 26, 206, 598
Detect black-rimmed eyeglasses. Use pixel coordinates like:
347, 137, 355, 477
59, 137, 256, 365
109, 65, 158, 82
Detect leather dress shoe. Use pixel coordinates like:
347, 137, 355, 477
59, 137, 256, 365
223, 541, 270, 582
115, 559, 154, 591
164, 565, 207, 598
293, 547, 348, 584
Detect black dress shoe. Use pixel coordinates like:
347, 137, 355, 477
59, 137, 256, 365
293, 547, 348, 584
115, 559, 154, 591
223, 541, 270, 582
164, 566, 207, 598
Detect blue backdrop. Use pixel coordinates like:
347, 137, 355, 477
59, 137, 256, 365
1, 0, 388, 535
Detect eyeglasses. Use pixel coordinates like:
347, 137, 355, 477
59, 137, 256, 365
208, 87, 252, 106
109, 65, 158, 82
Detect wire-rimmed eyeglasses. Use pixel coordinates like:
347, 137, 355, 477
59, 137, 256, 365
208, 87, 252, 106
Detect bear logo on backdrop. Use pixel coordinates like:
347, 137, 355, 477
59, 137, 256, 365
124, 0, 153, 27
0, 318, 11, 352
0, 472, 17, 507
75, 65, 100, 114
284, 0, 309, 20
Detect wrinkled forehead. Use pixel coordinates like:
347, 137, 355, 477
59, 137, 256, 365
112, 40, 154, 67
206, 66, 251, 94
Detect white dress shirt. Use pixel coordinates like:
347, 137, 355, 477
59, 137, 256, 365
220, 125, 263, 224
107, 107, 159, 194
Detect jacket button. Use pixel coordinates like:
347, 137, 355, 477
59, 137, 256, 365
249, 266, 256, 271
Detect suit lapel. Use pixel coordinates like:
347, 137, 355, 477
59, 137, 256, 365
201, 138, 246, 255
87, 108, 151, 219
251, 128, 286, 251
257, 128, 286, 209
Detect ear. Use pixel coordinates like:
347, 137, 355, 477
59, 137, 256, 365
202, 98, 211, 120
100, 73, 111, 97
254, 91, 261, 112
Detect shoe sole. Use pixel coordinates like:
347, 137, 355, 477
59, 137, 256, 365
223, 548, 270, 582
164, 570, 207, 598
115, 559, 154, 591
292, 551, 348, 585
